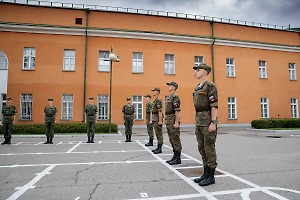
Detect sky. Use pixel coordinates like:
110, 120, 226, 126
12, 0, 300, 28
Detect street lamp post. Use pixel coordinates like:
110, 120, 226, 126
108, 46, 120, 133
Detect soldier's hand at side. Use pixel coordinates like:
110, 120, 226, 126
208, 123, 216, 132
149, 120, 152, 124
173, 122, 179, 128
158, 121, 163, 125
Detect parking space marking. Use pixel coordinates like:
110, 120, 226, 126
7, 164, 56, 200
67, 141, 82, 153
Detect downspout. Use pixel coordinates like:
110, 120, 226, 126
83, 8, 89, 122
210, 20, 215, 82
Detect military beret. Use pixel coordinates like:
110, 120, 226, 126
126, 97, 131, 101
151, 87, 160, 92
144, 94, 152, 98
48, 98, 53, 101
193, 63, 211, 74
166, 81, 178, 89
89, 97, 94, 100
6, 97, 12, 100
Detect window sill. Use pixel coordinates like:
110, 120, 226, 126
61, 119, 74, 121
62, 70, 75, 72
22, 69, 35, 71
259, 77, 268, 79
289, 79, 297, 81
97, 119, 109, 121
18, 119, 33, 121
134, 119, 143, 121
132, 72, 144, 74
226, 76, 236, 78
164, 73, 176, 75
98, 71, 110, 73
227, 118, 237, 120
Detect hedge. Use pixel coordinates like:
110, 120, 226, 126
0, 122, 118, 134
251, 119, 300, 129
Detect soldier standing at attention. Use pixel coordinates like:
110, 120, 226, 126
192, 63, 219, 187
144, 94, 154, 146
122, 98, 135, 142
44, 98, 57, 144
151, 87, 163, 154
85, 97, 98, 143
1, 97, 17, 145
165, 81, 182, 165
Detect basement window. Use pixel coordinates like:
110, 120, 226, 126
75, 18, 82, 25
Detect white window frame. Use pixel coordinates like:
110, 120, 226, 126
291, 98, 299, 118
194, 56, 204, 67
63, 49, 75, 71
98, 51, 110, 72
228, 97, 237, 119
260, 98, 269, 118
164, 54, 175, 74
0, 51, 8, 70
98, 95, 109, 120
259, 60, 267, 79
226, 58, 235, 77
20, 94, 33, 120
23, 47, 35, 70
61, 94, 74, 120
132, 95, 143, 120
289, 63, 297, 80
132, 52, 143, 73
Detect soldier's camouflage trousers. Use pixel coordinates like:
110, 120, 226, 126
86, 121, 95, 137
195, 126, 218, 169
147, 123, 154, 139
3, 121, 13, 139
166, 124, 182, 152
124, 118, 133, 135
153, 121, 163, 145
45, 122, 55, 137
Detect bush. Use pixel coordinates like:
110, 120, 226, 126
0, 122, 118, 134
251, 118, 300, 129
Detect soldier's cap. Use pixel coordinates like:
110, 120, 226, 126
166, 81, 178, 89
6, 97, 12, 100
48, 98, 53, 101
144, 94, 152, 98
151, 87, 160, 92
126, 97, 131, 101
89, 97, 94, 100
193, 63, 211, 74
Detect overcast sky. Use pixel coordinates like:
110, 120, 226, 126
16, 0, 300, 27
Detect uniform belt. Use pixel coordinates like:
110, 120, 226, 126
88, 114, 95, 116
146, 112, 151, 114
165, 111, 175, 115
46, 115, 54, 117
195, 107, 210, 112
152, 112, 158, 114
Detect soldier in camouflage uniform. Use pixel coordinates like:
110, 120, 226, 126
192, 63, 218, 187
122, 98, 135, 142
165, 81, 182, 165
1, 97, 17, 145
151, 87, 163, 154
144, 94, 154, 146
85, 97, 98, 143
44, 98, 57, 144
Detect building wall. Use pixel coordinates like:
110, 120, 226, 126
0, 2, 299, 125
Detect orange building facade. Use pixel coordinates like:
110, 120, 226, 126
0, 2, 299, 126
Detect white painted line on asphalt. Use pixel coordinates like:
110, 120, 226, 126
98, 141, 102, 144
34, 142, 44, 145
13, 142, 23, 146
128, 193, 203, 200
240, 191, 251, 200
7, 164, 56, 200
75, 197, 80, 200
56, 142, 63, 145
174, 166, 202, 170
136, 140, 217, 200
140, 193, 148, 198
118, 141, 121, 144
264, 187, 300, 195
67, 142, 82, 153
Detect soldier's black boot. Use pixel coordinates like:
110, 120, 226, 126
128, 135, 132, 142
1, 138, 8, 145
49, 137, 53, 144
91, 136, 94, 143
44, 137, 50, 144
153, 144, 162, 154
199, 167, 215, 186
169, 151, 181, 165
86, 136, 91, 143
194, 165, 209, 183
125, 135, 129, 142
145, 138, 153, 146
166, 151, 176, 163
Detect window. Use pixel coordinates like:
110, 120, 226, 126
98, 95, 108, 120
164, 54, 175, 74
132, 96, 143, 120
259, 60, 267, 78
132, 52, 143, 73
226, 58, 235, 77
228, 97, 237, 119
63, 49, 75, 71
260, 98, 269, 118
23, 48, 35, 70
291, 98, 299, 118
20, 94, 33, 120
194, 56, 203, 67
98, 51, 110, 72
289, 63, 297, 80
0, 51, 8, 70
62, 94, 73, 120
0, 94, 7, 121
